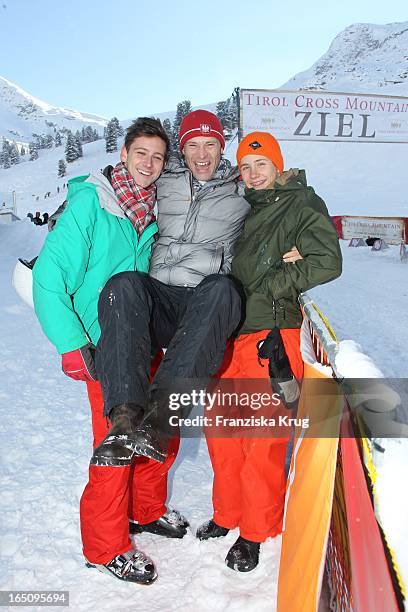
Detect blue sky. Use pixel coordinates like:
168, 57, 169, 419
0, 0, 406, 119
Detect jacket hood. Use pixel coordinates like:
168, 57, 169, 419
243, 168, 311, 207
85, 171, 125, 218
275, 168, 307, 188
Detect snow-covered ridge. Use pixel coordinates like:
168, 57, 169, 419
282, 22, 408, 96
2, 21, 408, 143
0, 76, 107, 142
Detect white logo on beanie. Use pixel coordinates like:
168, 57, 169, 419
249, 140, 262, 150
200, 124, 211, 134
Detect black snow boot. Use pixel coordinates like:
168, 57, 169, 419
130, 509, 189, 539
85, 548, 157, 584
196, 519, 229, 541
225, 536, 260, 572
91, 403, 167, 466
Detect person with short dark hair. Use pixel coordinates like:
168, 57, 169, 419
33, 117, 179, 584
124, 116, 170, 160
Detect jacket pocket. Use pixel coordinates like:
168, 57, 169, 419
162, 242, 223, 277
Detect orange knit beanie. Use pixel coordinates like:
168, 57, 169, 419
236, 131, 284, 173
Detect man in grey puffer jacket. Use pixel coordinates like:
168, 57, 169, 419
94, 110, 250, 463
150, 147, 248, 286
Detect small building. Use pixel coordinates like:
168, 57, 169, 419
0, 209, 20, 223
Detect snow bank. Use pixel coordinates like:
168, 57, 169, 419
335, 339, 384, 378
0, 217, 47, 260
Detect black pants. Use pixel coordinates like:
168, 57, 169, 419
96, 272, 242, 429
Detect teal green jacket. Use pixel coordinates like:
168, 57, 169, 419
33, 172, 157, 354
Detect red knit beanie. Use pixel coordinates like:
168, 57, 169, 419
236, 131, 284, 174
179, 110, 225, 152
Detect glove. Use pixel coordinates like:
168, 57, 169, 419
61, 343, 97, 382
257, 328, 300, 410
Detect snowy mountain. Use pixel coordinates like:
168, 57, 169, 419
0, 76, 107, 143
282, 22, 408, 95
2, 20, 408, 217
2, 20, 407, 148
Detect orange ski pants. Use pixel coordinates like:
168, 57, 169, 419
205, 328, 303, 543
80, 354, 179, 564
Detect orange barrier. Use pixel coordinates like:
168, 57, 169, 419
277, 301, 405, 611
277, 359, 341, 611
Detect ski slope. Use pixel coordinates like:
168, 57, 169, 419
0, 221, 282, 611
1, 135, 408, 609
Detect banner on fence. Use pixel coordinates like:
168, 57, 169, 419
240, 89, 408, 143
277, 323, 341, 611
331, 215, 407, 245
341, 423, 399, 611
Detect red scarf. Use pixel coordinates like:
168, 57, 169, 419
110, 161, 156, 238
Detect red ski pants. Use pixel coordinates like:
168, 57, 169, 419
205, 328, 303, 543
80, 378, 179, 565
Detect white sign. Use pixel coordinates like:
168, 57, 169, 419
341, 216, 405, 244
240, 89, 408, 143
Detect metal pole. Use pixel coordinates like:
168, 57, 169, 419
235, 87, 242, 142
12, 190, 16, 216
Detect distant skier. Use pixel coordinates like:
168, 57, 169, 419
33, 211, 43, 225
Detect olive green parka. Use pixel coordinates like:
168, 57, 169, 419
231, 169, 342, 333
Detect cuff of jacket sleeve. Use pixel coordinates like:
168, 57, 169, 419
56, 333, 90, 355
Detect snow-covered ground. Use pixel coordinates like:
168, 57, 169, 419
310, 243, 408, 378
0, 220, 282, 611
1, 134, 407, 609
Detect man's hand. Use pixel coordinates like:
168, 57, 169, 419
61, 343, 97, 382
283, 246, 302, 264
